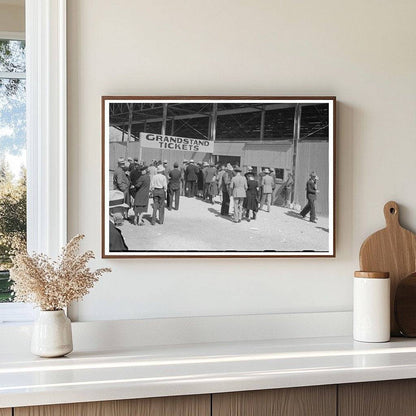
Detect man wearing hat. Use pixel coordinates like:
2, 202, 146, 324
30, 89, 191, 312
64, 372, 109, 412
113, 157, 130, 208
180, 160, 188, 196
216, 164, 226, 203
300, 171, 319, 223
185, 159, 199, 198
204, 162, 217, 203
109, 189, 130, 225
230, 166, 247, 223
148, 160, 157, 180
283, 172, 294, 208
150, 165, 168, 225
129, 158, 141, 198
220, 164, 233, 216
168, 162, 182, 210
133, 165, 150, 226
126, 157, 134, 173
259, 168, 274, 212
162, 160, 169, 177
162, 160, 170, 208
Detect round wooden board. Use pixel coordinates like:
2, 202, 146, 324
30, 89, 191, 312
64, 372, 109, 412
395, 273, 416, 337
359, 201, 416, 336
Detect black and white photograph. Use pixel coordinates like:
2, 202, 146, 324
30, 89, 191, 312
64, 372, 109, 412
102, 97, 335, 257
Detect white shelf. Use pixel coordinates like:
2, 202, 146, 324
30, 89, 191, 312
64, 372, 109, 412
2, 335, 416, 408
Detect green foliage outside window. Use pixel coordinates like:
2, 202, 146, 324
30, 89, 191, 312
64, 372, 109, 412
0, 39, 27, 302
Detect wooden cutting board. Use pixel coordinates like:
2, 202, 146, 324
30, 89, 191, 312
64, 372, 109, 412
395, 273, 416, 337
359, 201, 416, 336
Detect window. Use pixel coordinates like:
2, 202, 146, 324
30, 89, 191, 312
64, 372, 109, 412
0, 1, 67, 324
0, 35, 26, 305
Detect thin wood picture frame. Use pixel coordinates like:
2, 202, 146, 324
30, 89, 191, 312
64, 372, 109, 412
102, 96, 336, 258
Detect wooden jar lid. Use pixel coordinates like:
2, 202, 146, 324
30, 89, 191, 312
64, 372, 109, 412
354, 271, 390, 279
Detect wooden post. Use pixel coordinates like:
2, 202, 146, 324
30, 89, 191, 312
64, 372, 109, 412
260, 106, 265, 141
209, 103, 218, 163
139, 141, 143, 164
160, 103, 168, 160
127, 104, 133, 142
171, 117, 175, 135
291, 104, 302, 204
161, 103, 168, 135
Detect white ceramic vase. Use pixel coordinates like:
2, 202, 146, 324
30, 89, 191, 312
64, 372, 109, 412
31, 310, 73, 358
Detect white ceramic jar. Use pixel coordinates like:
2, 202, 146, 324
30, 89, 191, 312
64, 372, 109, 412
353, 271, 390, 343
31, 310, 73, 357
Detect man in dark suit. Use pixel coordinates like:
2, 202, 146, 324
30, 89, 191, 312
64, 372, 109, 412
185, 160, 199, 197
300, 172, 319, 223
168, 162, 182, 210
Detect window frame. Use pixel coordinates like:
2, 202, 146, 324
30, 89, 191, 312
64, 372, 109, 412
0, 0, 67, 323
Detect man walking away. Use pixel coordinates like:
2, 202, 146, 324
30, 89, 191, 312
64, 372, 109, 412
185, 160, 199, 197
129, 158, 141, 199
162, 160, 170, 209
181, 160, 188, 196
168, 162, 181, 210
133, 165, 150, 226
230, 166, 247, 223
150, 165, 168, 225
220, 164, 233, 216
300, 172, 319, 223
204, 162, 217, 204
259, 168, 274, 212
216, 165, 225, 203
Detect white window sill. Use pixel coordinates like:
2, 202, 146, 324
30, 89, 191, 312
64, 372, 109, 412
0, 303, 35, 324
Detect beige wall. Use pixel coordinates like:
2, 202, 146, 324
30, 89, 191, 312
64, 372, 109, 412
67, 0, 416, 321
0, 4, 24, 33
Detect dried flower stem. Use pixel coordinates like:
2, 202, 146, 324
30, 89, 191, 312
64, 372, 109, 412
10, 235, 111, 310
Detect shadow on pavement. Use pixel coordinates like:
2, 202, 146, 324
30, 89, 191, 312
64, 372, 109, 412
208, 207, 235, 222
316, 226, 329, 233
284, 210, 305, 220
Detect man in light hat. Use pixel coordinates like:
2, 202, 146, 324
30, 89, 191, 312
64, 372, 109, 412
148, 160, 157, 179
230, 166, 247, 223
300, 171, 319, 223
150, 165, 168, 225
260, 168, 274, 212
126, 157, 134, 172
108, 190, 129, 251
109, 189, 130, 225
113, 157, 130, 208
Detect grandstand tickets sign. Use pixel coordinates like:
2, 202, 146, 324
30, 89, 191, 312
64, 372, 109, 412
139, 132, 214, 153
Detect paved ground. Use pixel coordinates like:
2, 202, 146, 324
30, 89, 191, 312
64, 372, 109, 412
117, 195, 329, 253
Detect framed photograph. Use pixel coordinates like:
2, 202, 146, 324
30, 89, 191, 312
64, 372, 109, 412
102, 96, 336, 258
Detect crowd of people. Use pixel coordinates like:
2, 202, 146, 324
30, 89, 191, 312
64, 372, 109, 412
109, 156, 320, 251
111, 157, 310, 224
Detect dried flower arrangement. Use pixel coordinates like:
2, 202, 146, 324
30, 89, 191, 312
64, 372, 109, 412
10, 234, 111, 311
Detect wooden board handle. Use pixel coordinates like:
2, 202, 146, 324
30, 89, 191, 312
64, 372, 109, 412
384, 201, 400, 228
